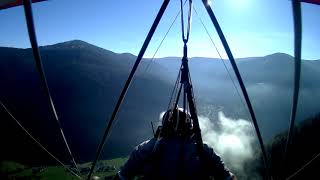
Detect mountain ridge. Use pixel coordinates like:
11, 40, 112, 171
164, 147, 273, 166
1, 40, 320, 167
1, 40, 303, 61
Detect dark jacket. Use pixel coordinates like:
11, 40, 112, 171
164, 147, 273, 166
118, 137, 234, 180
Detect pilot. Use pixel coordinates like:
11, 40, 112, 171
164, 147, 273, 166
115, 107, 236, 180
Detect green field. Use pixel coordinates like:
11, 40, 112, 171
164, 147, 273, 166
0, 158, 128, 180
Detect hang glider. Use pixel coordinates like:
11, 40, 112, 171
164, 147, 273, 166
301, 0, 320, 5
0, 0, 318, 179
0, 0, 46, 10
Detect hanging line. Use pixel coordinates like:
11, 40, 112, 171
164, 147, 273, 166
180, 0, 192, 43
22, 0, 80, 173
167, 68, 182, 110
86, 1, 170, 179
200, 0, 271, 179
143, 0, 187, 111
144, 0, 188, 74
143, 0, 187, 112
284, 0, 302, 174
0, 100, 82, 179
188, 70, 198, 113
179, 0, 198, 118
286, 150, 320, 180
178, 0, 205, 171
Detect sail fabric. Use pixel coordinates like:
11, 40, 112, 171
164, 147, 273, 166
301, 0, 320, 5
0, 0, 46, 10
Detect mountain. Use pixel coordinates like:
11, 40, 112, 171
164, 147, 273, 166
152, 53, 320, 140
1, 40, 320, 166
248, 113, 320, 180
0, 40, 173, 164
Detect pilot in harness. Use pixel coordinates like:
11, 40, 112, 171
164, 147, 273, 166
115, 0, 236, 179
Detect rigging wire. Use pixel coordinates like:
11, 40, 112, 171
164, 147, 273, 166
187, 70, 197, 110
286, 151, 320, 180
0, 100, 82, 179
87, 1, 170, 179
174, 85, 184, 108
200, 0, 270, 179
23, 0, 80, 173
143, 0, 188, 111
167, 68, 182, 110
144, 0, 188, 74
192, 6, 247, 114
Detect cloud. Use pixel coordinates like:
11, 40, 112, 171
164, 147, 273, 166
158, 110, 256, 172
199, 111, 255, 171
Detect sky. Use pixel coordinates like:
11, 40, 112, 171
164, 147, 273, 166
0, 0, 319, 59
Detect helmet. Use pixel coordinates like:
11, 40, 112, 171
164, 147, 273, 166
160, 107, 193, 137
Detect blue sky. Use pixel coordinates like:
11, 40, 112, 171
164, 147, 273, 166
0, 0, 319, 59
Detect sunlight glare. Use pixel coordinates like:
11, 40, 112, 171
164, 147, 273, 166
232, 0, 250, 10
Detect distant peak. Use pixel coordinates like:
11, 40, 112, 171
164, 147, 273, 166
265, 52, 293, 59
64, 39, 88, 45
120, 52, 136, 59
44, 40, 97, 50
